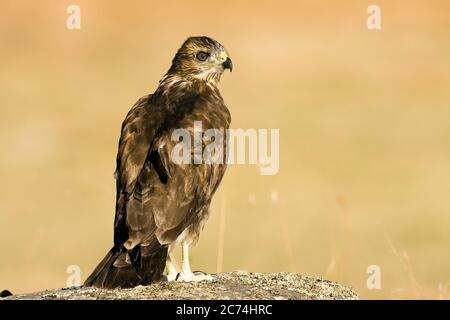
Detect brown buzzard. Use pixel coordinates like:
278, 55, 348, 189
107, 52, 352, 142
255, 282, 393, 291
84, 36, 232, 288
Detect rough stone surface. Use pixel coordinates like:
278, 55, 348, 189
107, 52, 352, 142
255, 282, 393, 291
3, 271, 358, 300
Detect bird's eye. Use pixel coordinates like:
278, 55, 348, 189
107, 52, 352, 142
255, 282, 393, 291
196, 51, 209, 61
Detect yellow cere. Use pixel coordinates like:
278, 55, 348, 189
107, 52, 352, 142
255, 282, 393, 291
219, 51, 228, 62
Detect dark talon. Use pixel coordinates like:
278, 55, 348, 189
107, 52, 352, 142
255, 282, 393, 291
62, 286, 82, 291
193, 270, 206, 275
193, 270, 213, 276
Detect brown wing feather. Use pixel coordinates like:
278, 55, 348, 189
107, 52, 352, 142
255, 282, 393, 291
113, 95, 164, 247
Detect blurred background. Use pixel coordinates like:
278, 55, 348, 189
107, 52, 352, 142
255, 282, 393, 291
1, 0, 449, 299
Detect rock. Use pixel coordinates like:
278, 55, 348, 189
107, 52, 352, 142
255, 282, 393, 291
1, 290, 13, 298
3, 271, 358, 300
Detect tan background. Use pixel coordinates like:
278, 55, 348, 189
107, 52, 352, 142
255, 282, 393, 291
1, 0, 449, 299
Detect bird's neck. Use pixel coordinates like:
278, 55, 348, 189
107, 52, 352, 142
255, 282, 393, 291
157, 73, 219, 95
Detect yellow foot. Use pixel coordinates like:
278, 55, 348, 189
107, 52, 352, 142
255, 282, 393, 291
162, 272, 178, 282
176, 271, 214, 282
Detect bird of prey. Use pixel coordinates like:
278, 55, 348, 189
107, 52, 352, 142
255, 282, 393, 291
84, 36, 232, 288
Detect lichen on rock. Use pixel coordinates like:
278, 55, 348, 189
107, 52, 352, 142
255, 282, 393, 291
3, 271, 358, 300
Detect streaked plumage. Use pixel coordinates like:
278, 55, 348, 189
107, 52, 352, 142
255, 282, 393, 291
84, 36, 232, 288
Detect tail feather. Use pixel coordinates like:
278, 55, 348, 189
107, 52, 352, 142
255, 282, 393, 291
84, 244, 168, 289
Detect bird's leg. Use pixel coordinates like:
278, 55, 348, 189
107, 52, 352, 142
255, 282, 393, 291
180, 240, 192, 275
177, 240, 214, 282
163, 251, 179, 282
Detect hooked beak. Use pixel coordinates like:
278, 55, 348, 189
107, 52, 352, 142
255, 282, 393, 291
222, 57, 233, 72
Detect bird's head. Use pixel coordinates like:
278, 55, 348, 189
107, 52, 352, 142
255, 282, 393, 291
167, 36, 233, 83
